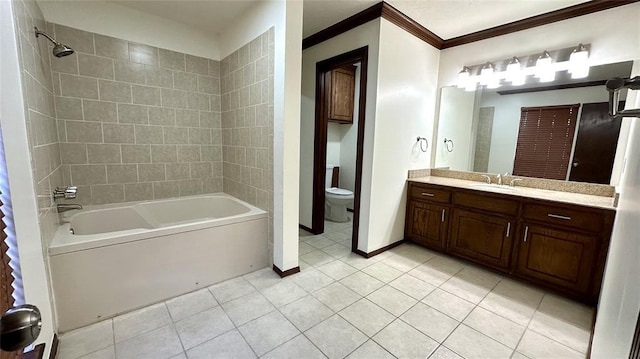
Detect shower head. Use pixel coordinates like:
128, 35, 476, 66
34, 27, 74, 58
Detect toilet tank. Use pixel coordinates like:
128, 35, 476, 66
326, 165, 335, 189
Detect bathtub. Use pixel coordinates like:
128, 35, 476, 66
49, 194, 268, 332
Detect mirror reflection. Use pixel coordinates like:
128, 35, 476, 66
435, 61, 633, 185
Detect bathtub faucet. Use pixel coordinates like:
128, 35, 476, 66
57, 204, 83, 213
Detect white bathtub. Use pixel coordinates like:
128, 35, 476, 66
49, 194, 268, 332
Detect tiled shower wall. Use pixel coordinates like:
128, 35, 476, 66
12, 0, 63, 244
50, 24, 222, 205
473, 107, 494, 173
220, 29, 274, 253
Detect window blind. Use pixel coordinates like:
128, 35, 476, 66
513, 104, 580, 180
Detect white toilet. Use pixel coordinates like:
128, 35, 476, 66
325, 165, 354, 222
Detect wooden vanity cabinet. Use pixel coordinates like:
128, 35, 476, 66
405, 183, 451, 251
513, 201, 615, 301
448, 191, 518, 272
404, 181, 615, 304
327, 66, 356, 123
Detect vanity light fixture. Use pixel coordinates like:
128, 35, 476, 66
569, 43, 589, 79
480, 62, 495, 86
454, 43, 591, 90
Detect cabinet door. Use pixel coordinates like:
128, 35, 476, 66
407, 201, 448, 251
328, 67, 355, 123
515, 224, 598, 295
449, 209, 514, 270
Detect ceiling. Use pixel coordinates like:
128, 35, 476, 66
73, 0, 592, 40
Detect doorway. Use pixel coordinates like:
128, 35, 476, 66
311, 46, 368, 253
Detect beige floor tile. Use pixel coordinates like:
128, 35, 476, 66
528, 311, 591, 353
306, 315, 368, 359
243, 267, 283, 290
516, 330, 584, 359
77, 346, 115, 359
238, 311, 300, 356
390, 273, 436, 300
382, 253, 423, 272
58, 320, 114, 359
322, 243, 352, 258
429, 346, 464, 359
440, 266, 500, 304
208, 276, 256, 304
115, 324, 183, 359
443, 325, 513, 359
174, 306, 234, 349
300, 250, 336, 267
339, 298, 395, 336
313, 282, 361, 312
346, 340, 394, 359
317, 260, 358, 280
362, 262, 403, 283
221, 291, 275, 326
401, 303, 459, 342
113, 303, 172, 343
291, 268, 335, 292
479, 279, 543, 326
306, 235, 338, 249
261, 280, 308, 307
373, 319, 439, 359
280, 295, 334, 331
339, 253, 377, 270
165, 288, 218, 322
367, 285, 417, 316
422, 289, 475, 321
340, 271, 385, 296
261, 335, 327, 359
186, 329, 256, 359
408, 256, 465, 286
537, 294, 594, 330
463, 306, 525, 349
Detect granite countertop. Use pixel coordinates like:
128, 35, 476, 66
409, 176, 616, 210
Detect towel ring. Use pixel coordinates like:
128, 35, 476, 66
416, 137, 428, 152
444, 138, 454, 152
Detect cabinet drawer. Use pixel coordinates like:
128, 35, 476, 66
454, 191, 519, 216
409, 184, 451, 204
522, 204, 604, 233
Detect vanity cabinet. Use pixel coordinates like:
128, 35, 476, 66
405, 183, 451, 251
327, 66, 355, 123
404, 181, 615, 303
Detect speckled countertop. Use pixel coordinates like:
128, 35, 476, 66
409, 176, 616, 210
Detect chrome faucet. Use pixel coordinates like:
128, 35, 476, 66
509, 178, 523, 187
496, 173, 502, 186
481, 175, 491, 184
57, 204, 82, 213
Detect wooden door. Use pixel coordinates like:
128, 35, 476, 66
328, 66, 355, 123
569, 102, 623, 184
448, 209, 513, 270
407, 201, 448, 250
515, 223, 598, 295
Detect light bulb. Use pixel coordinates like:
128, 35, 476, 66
506, 57, 521, 83
480, 62, 494, 86
464, 79, 477, 92
457, 67, 470, 88
535, 51, 553, 80
569, 44, 589, 79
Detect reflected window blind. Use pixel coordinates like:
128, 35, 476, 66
513, 104, 580, 180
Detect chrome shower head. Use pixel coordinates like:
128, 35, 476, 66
34, 27, 74, 58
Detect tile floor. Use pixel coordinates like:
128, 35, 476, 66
58, 217, 593, 359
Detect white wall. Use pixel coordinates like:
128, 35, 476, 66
0, 0, 55, 353
365, 18, 439, 252
339, 65, 361, 194
219, 0, 302, 271
480, 86, 609, 175
37, 0, 220, 59
435, 87, 476, 170
299, 19, 381, 231
326, 123, 342, 166
591, 64, 640, 358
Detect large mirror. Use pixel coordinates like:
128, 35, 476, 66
434, 61, 634, 185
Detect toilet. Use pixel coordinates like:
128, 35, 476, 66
325, 165, 354, 222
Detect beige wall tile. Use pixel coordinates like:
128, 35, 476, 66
166, 163, 190, 180
60, 143, 87, 164
145, 66, 173, 88
186, 55, 209, 75
149, 107, 176, 126
188, 128, 211, 145
121, 144, 151, 163
55, 96, 82, 120
203, 177, 223, 193
178, 179, 202, 196
187, 92, 210, 111
190, 162, 212, 179
70, 164, 106, 185
87, 144, 121, 164
129, 42, 158, 66
153, 181, 179, 199
83, 100, 117, 122
138, 164, 165, 182
103, 123, 135, 144
159, 49, 185, 71
197, 75, 218, 95
107, 164, 138, 183
177, 145, 200, 162
151, 145, 177, 163
201, 146, 222, 162
115, 61, 145, 84
60, 74, 98, 99
176, 109, 199, 127
95, 34, 129, 61
199, 111, 220, 129
50, 53, 78, 74
118, 104, 148, 124
164, 127, 189, 145
99, 79, 131, 102
173, 71, 198, 92
78, 54, 114, 80
54, 24, 95, 54
161, 89, 187, 108
132, 85, 161, 106
91, 184, 124, 204
209, 60, 220, 78
66, 120, 102, 143
125, 182, 153, 202
135, 125, 163, 144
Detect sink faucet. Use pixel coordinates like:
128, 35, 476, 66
481, 175, 491, 184
57, 204, 82, 213
496, 173, 502, 186
509, 178, 523, 187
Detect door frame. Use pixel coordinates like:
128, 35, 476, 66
311, 46, 368, 253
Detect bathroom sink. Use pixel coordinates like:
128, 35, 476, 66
469, 183, 517, 193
